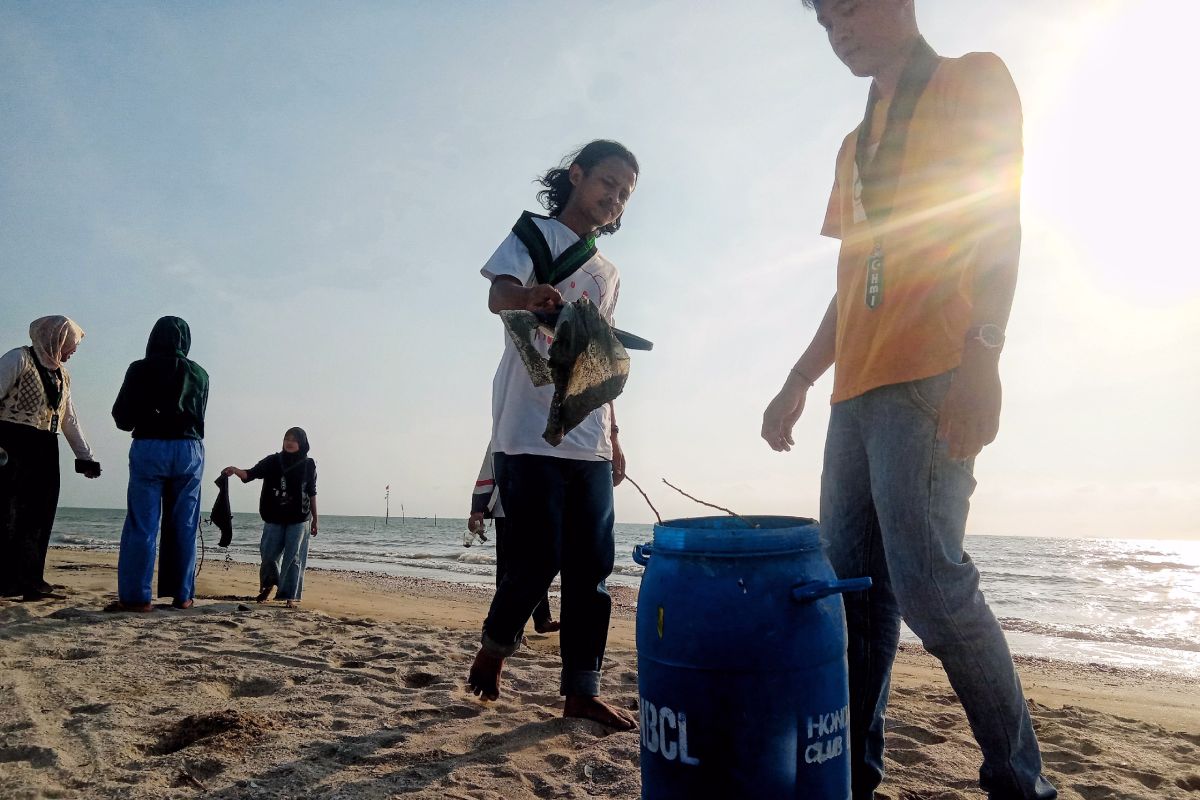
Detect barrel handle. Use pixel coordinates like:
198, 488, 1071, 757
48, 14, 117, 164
790, 577, 872, 603
632, 543, 653, 566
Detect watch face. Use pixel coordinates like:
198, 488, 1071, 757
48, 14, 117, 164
976, 325, 1005, 348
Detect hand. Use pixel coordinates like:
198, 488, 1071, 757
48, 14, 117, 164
761, 379, 809, 452
611, 434, 626, 487
222, 466, 235, 477
467, 512, 486, 534
524, 284, 563, 313
310, 522, 318, 537
937, 350, 1002, 460
76, 459, 102, 479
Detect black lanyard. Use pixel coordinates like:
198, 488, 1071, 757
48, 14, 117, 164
854, 37, 940, 229
511, 211, 598, 288
27, 347, 64, 433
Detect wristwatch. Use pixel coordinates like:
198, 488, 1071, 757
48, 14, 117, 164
966, 324, 1005, 349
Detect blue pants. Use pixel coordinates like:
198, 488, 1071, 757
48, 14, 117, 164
259, 521, 309, 601
821, 371, 1055, 800
482, 453, 614, 696
118, 438, 204, 605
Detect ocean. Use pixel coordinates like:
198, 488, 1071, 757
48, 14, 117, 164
50, 507, 1200, 676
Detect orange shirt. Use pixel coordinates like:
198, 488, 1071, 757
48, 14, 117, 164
822, 52, 1023, 403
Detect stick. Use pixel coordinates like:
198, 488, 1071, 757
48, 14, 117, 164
661, 479, 759, 528
622, 473, 663, 525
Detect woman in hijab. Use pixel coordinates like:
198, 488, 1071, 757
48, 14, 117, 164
223, 427, 318, 608
0, 316, 102, 601
109, 316, 208, 612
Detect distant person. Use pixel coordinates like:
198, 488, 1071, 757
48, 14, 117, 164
0, 316, 101, 601
467, 140, 638, 731
760, 2, 1055, 798
467, 443, 559, 634
109, 316, 208, 612
223, 427, 317, 608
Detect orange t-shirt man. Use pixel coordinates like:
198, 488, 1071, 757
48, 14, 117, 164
822, 51, 1023, 404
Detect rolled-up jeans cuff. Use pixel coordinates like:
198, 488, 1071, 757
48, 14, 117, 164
480, 632, 520, 658
560, 669, 601, 697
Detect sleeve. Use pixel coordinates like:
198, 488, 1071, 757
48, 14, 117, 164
111, 363, 143, 432
244, 456, 274, 482
306, 459, 317, 496
950, 53, 1024, 225
0, 348, 27, 398
470, 446, 496, 516
480, 232, 536, 287
61, 394, 95, 461
820, 137, 851, 240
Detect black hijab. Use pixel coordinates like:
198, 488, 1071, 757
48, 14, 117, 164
280, 426, 310, 471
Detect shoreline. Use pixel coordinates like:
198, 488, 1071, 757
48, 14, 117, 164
0, 549, 1197, 799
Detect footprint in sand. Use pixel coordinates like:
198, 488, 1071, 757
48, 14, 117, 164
68, 702, 111, 715
230, 676, 287, 697
58, 647, 100, 661
1176, 774, 1200, 791
403, 671, 438, 689
885, 746, 932, 766
886, 721, 949, 745
0, 744, 59, 768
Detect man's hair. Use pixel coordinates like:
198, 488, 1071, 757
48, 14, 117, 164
536, 140, 639, 235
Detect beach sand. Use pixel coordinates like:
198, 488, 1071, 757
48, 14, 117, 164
1, 549, 1197, 799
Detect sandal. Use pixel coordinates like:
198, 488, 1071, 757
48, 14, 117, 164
103, 601, 154, 613
255, 587, 273, 603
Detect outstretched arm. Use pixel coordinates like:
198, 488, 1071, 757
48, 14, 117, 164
761, 295, 837, 452
222, 466, 250, 482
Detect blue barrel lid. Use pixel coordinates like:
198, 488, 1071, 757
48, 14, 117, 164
651, 515, 819, 555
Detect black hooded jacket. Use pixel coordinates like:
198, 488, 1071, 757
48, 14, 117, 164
112, 316, 209, 440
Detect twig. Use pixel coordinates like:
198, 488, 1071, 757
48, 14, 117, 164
622, 473, 662, 525
195, 523, 206, 577
661, 479, 759, 528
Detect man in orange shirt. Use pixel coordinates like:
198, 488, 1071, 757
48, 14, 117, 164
761, 2, 1056, 798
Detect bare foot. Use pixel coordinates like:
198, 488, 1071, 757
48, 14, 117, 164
563, 695, 638, 731
284, 600, 298, 609
467, 649, 505, 701
533, 618, 561, 634
172, 599, 194, 609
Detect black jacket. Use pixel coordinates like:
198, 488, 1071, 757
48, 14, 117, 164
112, 316, 208, 440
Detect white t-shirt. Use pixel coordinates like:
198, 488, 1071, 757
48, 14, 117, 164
481, 216, 620, 461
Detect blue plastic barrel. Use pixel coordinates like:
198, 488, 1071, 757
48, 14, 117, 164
633, 515, 870, 800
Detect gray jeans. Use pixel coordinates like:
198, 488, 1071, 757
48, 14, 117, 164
820, 371, 1056, 800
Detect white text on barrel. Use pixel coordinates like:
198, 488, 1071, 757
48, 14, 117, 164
640, 698, 701, 765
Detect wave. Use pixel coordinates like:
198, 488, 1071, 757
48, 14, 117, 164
1093, 558, 1197, 573
52, 534, 110, 547
998, 617, 1200, 654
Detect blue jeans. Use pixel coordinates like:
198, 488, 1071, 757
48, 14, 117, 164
118, 438, 204, 605
820, 372, 1056, 800
259, 521, 309, 601
482, 453, 614, 696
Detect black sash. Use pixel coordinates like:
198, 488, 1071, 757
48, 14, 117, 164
27, 347, 63, 433
854, 37, 941, 229
511, 211, 598, 287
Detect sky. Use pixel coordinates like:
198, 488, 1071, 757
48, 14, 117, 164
2, 0, 1197, 539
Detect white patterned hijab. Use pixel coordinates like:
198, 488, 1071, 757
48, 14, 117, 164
28, 316, 85, 371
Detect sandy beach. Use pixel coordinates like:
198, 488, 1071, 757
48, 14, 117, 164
0, 549, 1197, 799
